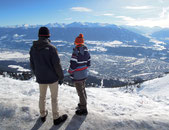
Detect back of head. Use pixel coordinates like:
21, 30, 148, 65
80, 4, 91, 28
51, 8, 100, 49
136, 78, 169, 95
38, 27, 50, 38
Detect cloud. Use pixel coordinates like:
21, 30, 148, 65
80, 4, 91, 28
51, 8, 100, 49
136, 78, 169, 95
116, 16, 135, 21
159, 0, 165, 3
65, 17, 72, 21
102, 13, 114, 16
160, 7, 169, 18
71, 7, 92, 12
115, 5, 169, 27
116, 14, 169, 27
125, 6, 153, 10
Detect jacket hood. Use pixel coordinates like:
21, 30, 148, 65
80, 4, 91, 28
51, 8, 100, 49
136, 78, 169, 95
74, 45, 86, 55
33, 37, 51, 50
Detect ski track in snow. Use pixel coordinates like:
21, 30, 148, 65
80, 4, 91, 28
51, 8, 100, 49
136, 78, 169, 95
0, 75, 169, 130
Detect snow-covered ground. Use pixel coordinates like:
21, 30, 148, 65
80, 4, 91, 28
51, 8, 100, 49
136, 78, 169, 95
8, 65, 30, 72
0, 74, 169, 130
0, 51, 29, 61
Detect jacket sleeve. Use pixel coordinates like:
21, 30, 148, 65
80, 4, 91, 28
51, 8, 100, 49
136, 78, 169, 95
29, 49, 35, 74
68, 48, 78, 74
87, 51, 91, 67
52, 48, 64, 81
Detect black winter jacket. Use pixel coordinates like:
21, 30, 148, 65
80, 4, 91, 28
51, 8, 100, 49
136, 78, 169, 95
29, 37, 64, 84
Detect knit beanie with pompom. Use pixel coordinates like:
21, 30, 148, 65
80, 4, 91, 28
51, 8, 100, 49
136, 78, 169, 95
74, 33, 84, 45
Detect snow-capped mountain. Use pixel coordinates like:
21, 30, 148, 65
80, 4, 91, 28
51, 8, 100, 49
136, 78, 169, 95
62, 22, 118, 28
0, 72, 169, 129
0, 23, 150, 43
45, 23, 66, 28
1, 22, 123, 29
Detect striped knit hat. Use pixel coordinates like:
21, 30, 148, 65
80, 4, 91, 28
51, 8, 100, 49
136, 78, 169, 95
74, 33, 84, 45
38, 27, 50, 38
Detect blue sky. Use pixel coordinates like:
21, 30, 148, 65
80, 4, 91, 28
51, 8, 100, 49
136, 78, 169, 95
1, 0, 169, 27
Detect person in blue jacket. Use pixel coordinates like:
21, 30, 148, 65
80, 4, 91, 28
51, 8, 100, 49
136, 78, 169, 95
68, 33, 91, 115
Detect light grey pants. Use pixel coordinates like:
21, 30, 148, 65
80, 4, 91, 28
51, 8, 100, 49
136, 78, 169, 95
74, 80, 87, 109
39, 81, 59, 119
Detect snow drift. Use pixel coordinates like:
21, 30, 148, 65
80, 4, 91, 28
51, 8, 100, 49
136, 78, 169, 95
0, 74, 169, 130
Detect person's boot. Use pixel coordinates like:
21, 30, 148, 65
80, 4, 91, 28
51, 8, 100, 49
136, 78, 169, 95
75, 109, 88, 116
53, 114, 68, 125
41, 110, 48, 123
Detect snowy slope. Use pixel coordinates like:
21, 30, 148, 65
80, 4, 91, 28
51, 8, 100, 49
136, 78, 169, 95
0, 75, 169, 130
139, 74, 169, 96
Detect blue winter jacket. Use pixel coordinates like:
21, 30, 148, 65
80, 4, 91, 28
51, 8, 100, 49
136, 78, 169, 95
68, 45, 91, 81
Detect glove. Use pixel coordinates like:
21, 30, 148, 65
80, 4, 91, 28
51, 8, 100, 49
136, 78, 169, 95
58, 80, 63, 85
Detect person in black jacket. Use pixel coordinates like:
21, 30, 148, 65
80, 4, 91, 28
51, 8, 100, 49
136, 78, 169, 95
29, 27, 67, 125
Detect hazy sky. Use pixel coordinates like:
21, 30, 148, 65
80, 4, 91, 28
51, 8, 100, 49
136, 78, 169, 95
1, 0, 169, 27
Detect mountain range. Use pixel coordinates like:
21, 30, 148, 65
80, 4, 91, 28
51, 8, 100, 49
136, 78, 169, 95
1, 22, 126, 28
0, 22, 153, 44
